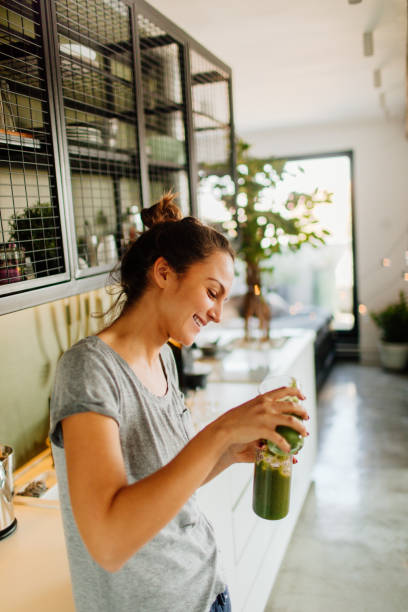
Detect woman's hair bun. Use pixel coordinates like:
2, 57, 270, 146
141, 191, 183, 229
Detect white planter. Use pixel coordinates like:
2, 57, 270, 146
377, 341, 408, 371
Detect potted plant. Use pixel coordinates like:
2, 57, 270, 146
8, 201, 62, 278
370, 291, 408, 371
201, 139, 332, 339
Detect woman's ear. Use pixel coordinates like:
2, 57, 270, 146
151, 256, 174, 289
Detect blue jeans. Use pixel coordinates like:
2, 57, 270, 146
209, 587, 231, 612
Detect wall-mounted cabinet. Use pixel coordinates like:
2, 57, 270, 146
0, 0, 235, 315
53, 0, 141, 278
0, 0, 69, 297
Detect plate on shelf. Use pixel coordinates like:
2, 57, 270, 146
0, 129, 41, 149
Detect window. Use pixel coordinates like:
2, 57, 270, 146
266, 152, 357, 337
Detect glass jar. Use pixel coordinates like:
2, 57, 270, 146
252, 374, 303, 520
252, 447, 292, 520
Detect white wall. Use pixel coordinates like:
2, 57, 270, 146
241, 117, 408, 364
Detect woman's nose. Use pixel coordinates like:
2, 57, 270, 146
209, 301, 223, 323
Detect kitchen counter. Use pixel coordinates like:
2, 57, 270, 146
2, 451, 74, 612
194, 329, 317, 612
2, 329, 316, 612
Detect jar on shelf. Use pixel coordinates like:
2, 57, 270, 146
0, 246, 7, 285
122, 206, 142, 244
3, 243, 24, 284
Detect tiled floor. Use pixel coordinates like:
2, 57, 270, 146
264, 361, 408, 612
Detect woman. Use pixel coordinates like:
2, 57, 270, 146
49, 193, 308, 612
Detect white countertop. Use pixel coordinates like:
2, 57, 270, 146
2, 450, 74, 611
2, 502, 74, 611
196, 327, 315, 383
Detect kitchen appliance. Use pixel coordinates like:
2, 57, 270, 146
168, 340, 211, 391
0, 445, 17, 540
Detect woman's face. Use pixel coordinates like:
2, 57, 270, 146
161, 249, 234, 346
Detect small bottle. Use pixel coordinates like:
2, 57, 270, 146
24, 256, 36, 280
128, 206, 141, 242
0, 247, 7, 285
6, 243, 23, 283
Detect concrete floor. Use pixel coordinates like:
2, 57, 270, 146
264, 361, 408, 612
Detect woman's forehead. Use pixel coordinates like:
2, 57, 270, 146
189, 250, 234, 282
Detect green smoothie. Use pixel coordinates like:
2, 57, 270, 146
252, 451, 292, 520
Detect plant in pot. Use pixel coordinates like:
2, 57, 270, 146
201, 139, 333, 339
370, 291, 408, 371
8, 201, 62, 278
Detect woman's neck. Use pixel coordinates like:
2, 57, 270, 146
97, 295, 170, 396
98, 292, 167, 368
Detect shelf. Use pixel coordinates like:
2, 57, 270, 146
192, 70, 228, 85
139, 33, 178, 50
68, 145, 139, 176
0, 145, 53, 167
144, 100, 183, 115
67, 143, 131, 163
192, 109, 229, 130
148, 159, 186, 171
62, 96, 136, 121
59, 52, 133, 88
0, 37, 42, 61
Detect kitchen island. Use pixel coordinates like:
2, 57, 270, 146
3, 329, 316, 612
194, 328, 317, 611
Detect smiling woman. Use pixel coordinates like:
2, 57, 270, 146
49, 192, 309, 612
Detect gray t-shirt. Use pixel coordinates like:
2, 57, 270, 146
49, 336, 225, 612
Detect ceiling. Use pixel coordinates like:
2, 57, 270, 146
148, 0, 406, 133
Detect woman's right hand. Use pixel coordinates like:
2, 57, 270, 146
211, 385, 309, 456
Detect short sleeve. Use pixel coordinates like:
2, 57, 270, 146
49, 340, 121, 448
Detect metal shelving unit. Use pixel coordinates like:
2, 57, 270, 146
0, 0, 235, 314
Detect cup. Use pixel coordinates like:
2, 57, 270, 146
97, 234, 118, 265
86, 234, 98, 267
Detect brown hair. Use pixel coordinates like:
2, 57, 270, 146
110, 191, 234, 316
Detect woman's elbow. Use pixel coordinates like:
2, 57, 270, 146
98, 556, 125, 574
88, 541, 128, 573
85, 525, 144, 572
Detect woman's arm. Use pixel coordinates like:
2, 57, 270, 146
200, 440, 260, 485
62, 385, 308, 573
62, 411, 229, 573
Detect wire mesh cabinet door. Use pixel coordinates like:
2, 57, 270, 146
0, 0, 69, 297
189, 48, 236, 233
136, 9, 191, 215
52, 0, 143, 277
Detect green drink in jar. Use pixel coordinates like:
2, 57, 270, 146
252, 375, 304, 520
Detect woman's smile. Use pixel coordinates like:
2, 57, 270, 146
193, 314, 205, 329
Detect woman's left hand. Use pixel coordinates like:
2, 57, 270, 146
201, 439, 300, 486
228, 441, 300, 464
228, 440, 261, 463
